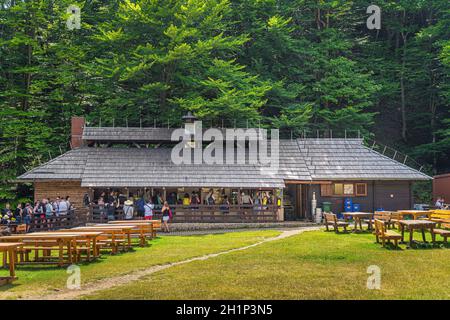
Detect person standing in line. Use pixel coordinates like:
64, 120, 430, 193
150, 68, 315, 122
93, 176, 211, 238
207, 189, 216, 205
144, 199, 154, 221
58, 197, 68, 216
23, 203, 33, 232
182, 193, 190, 206
14, 203, 23, 223
66, 196, 73, 211
52, 197, 60, 216
161, 201, 171, 233
123, 198, 134, 220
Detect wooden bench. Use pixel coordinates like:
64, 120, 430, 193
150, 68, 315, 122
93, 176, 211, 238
323, 213, 349, 233
97, 223, 153, 246
431, 229, 450, 244
374, 219, 402, 248
70, 226, 133, 251
109, 220, 160, 239
367, 211, 392, 228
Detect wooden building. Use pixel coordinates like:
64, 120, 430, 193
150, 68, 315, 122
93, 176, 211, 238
433, 173, 450, 203
17, 116, 431, 221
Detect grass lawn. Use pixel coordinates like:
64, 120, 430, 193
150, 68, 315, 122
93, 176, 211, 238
0, 230, 279, 299
85, 230, 450, 300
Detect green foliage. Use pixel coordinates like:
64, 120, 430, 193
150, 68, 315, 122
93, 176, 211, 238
0, 0, 449, 203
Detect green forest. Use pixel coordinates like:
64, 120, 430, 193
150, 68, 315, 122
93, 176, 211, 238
1, 0, 449, 203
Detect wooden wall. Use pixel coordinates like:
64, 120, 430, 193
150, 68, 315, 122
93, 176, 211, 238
34, 180, 88, 210
306, 181, 413, 217
373, 181, 413, 211
433, 174, 450, 202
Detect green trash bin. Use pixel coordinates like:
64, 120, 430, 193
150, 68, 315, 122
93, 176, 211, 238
322, 202, 332, 213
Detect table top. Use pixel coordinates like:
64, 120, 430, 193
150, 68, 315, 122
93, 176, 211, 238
397, 210, 430, 214
28, 231, 104, 237
398, 220, 436, 226
72, 226, 134, 231
0, 234, 78, 241
96, 223, 150, 228
108, 220, 156, 224
0, 242, 23, 250
342, 212, 373, 217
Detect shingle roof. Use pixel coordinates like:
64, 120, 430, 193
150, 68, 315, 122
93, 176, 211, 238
297, 138, 430, 181
17, 138, 431, 186
83, 127, 174, 142
18, 149, 88, 180
81, 148, 283, 188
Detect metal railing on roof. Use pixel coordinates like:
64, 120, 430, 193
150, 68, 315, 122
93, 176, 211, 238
27, 115, 429, 176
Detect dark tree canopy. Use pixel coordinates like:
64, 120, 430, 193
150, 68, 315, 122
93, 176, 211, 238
1, 0, 449, 202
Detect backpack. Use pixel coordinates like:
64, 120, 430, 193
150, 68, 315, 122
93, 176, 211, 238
136, 198, 145, 212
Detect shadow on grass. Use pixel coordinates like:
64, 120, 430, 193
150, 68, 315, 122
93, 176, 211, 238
322, 228, 450, 251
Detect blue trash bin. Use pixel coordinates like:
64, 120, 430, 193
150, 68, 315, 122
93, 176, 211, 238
352, 203, 361, 212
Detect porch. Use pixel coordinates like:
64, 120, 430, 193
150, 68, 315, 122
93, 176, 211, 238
89, 204, 280, 223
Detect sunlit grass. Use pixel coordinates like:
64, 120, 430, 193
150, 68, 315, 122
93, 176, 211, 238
0, 230, 279, 299
85, 230, 450, 300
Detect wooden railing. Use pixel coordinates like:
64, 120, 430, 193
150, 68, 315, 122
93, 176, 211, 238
88, 204, 279, 223
27, 210, 86, 232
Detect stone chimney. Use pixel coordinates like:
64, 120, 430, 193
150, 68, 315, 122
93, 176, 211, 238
71, 116, 85, 149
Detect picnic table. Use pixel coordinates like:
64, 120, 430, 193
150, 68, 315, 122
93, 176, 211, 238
0, 242, 23, 285
398, 220, 437, 248
0, 233, 79, 266
342, 212, 374, 231
108, 220, 160, 238
28, 231, 103, 262
70, 225, 134, 251
95, 223, 153, 246
397, 210, 432, 220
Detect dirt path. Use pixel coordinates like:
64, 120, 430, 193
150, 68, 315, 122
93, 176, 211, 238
24, 227, 320, 300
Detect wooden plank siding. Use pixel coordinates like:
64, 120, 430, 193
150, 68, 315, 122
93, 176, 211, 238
34, 181, 88, 211
373, 181, 413, 211
433, 173, 450, 202
306, 181, 413, 218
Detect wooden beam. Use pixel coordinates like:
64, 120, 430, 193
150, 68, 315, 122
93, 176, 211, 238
284, 180, 332, 185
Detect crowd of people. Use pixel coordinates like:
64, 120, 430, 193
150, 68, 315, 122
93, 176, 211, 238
1, 189, 277, 233
91, 190, 171, 232
90, 189, 276, 232
1, 196, 73, 226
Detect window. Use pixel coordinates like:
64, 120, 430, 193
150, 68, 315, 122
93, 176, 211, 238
355, 183, 368, 196
321, 182, 368, 197
333, 183, 343, 195
320, 184, 333, 196
343, 184, 354, 195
